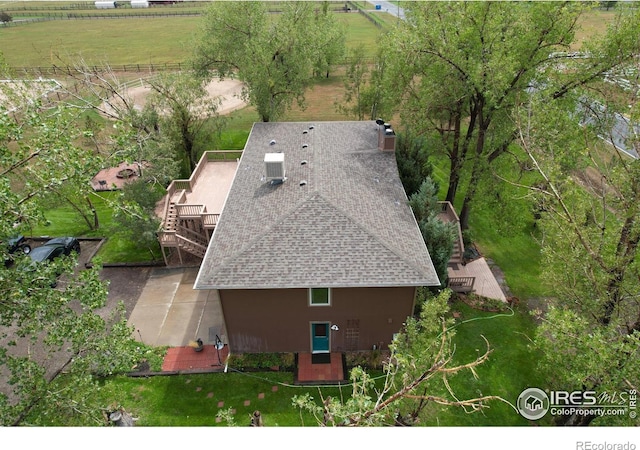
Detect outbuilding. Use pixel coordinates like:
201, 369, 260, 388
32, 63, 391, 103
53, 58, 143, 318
95, 1, 117, 8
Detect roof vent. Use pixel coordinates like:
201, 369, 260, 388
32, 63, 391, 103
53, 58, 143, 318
265, 153, 286, 182
302, 143, 308, 149
302, 130, 308, 134
309, 125, 314, 130
269, 139, 276, 146
301, 160, 308, 165
300, 180, 307, 186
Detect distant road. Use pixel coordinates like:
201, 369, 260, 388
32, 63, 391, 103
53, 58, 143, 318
369, 1, 405, 19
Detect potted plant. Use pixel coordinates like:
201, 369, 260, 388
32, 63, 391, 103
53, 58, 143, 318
188, 338, 204, 352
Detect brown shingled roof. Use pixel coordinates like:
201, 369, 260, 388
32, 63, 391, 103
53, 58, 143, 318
194, 121, 440, 289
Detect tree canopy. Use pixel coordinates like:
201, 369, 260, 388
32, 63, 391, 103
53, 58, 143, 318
191, 1, 345, 122
0, 99, 143, 425
384, 1, 639, 230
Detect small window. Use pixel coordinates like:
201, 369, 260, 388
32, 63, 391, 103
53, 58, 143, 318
309, 288, 330, 306
314, 323, 328, 337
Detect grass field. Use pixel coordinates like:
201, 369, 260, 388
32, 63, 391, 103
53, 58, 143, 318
1, 7, 389, 68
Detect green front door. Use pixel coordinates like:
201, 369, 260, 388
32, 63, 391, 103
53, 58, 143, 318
311, 322, 330, 353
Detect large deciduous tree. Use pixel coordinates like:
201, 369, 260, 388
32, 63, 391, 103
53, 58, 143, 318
513, 76, 640, 426
385, 2, 639, 230
191, 1, 345, 122
0, 101, 143, 426
143, 71, 224, 174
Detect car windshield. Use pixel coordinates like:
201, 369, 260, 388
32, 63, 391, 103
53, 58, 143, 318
29, 246, 54, 262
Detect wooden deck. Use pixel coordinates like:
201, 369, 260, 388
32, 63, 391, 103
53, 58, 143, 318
448, 257, 507, 302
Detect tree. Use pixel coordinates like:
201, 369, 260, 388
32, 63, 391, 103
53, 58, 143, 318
513, 83, 640, 426
310, 1, 346, 79
395, 132, 435, 197
409, 179, 456, 285
0, 102, 144, 426
384, 2, 640, 230
336, 45, 392, 121
335, 45, 369, 120
292, 290, 506, 426
144, 71, 225, 174
192, 1, 345, 122
0, 100, 103, 232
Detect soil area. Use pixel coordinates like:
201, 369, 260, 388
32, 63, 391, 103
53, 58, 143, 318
100, 78, 247, 117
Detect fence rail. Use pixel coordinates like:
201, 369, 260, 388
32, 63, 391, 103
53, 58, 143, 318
13, 63, 188, 75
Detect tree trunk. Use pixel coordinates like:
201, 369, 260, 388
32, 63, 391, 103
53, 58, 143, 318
109, 409, 135, 426
445, 158, 462, 204
250, 410, 263, 426
86, 196, 99, 230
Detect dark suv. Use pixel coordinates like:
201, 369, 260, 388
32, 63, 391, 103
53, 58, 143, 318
29, 237, 81, 263
26, 237, 81, 287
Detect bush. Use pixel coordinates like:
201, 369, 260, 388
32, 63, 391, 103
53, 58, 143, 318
226, 352, 296, 371
0, 12, 12, 23
345, 350, 388, 369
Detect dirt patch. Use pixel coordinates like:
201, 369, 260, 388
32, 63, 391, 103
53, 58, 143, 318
101, 78, 247, 118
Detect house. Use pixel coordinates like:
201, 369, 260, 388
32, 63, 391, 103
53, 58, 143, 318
192, 121, 440, 354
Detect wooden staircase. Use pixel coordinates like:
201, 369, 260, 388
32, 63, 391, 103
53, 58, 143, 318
159, 189, 211, 263
437, 201, 476, 293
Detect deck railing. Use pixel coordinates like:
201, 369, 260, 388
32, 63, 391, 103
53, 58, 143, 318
438, 201, 465, 264
175, 203, 206, 218
447, 276, 475, 293
202, 213, 220, 229
165, 150, 240, 199
158, 230, 177, 246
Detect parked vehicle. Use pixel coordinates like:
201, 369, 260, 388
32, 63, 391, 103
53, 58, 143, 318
25, 237, 81, 287
29, 237, 80, 264
3, 235, 31, 266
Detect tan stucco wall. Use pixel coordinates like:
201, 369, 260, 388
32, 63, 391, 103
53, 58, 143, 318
219, 286, 416, 353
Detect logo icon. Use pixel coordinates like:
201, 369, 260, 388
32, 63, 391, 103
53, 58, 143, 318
517, 387, 549, 420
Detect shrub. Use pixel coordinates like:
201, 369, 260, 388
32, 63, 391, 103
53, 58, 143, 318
226, 352, 296, 371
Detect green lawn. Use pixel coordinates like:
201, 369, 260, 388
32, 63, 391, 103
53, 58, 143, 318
97, 371, 356, 427
30, 191, 163, 264
427, 299, 549, 426
1, 9, 389, 68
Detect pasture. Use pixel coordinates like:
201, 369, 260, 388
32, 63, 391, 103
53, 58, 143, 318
0, 3, 390, 69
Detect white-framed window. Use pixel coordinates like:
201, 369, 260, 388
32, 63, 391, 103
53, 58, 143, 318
309, 287, 331, 306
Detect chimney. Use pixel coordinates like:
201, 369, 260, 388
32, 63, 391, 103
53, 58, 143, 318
377, 121, 396, 152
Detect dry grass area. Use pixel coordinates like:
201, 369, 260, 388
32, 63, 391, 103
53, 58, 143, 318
283, 76, 353, 122
574, 9, 617, 49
